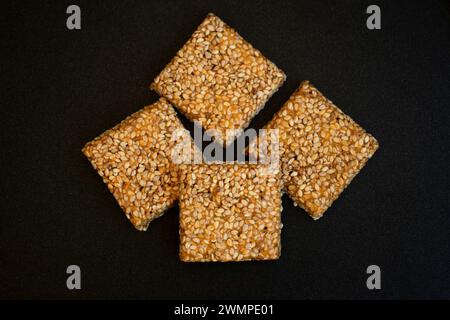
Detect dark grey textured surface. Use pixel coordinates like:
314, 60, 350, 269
1, 0, 449, 299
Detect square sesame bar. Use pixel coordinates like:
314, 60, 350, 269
253, 81, 379, 219
179, 163, 282, 262
151, 13, 286, 146
82, 98, 196, 231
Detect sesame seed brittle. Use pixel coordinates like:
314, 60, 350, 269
179, 164, 282, 262
151, 13, 286, 146
82, 98, 196, 231
252, 81, 379, 219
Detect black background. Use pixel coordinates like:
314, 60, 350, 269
1, 0, 449, 299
